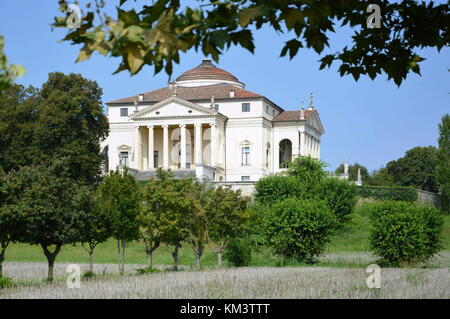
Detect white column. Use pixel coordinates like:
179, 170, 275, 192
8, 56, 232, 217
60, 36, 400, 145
163, 124, 169, 169
180, 124, 186, 169
317, 140, 321, 158
195, 124, 202, 166
210, 123, 216, 167
307, 134, 311, 155
133, 125, 140, 169
300, 131, 306, 156
147, 125, 154, 170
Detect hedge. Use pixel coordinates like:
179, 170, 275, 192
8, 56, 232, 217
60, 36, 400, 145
357, 185, 418, 202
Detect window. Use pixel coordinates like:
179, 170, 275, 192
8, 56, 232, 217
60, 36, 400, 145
120, 108, 128, 117
265, 105, 269, 114
241, 146, 250, 166
242, 103, 250, 112
119, 151, 129, 168
266, 148, 269, 168
153, 151, 158, 168
241, 176, 250, 182
273, 109, 276, 117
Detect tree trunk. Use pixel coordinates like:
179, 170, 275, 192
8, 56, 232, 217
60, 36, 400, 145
121, 240, 125, 275
117, 239, 121, 274
217, 252, 222, 269
41, 243, 62, 282
0, 241, 9, 278
89, 249, 94, 273
195, 248, 203, 271
144, 239, 159, 268
216, 240, 226, 269
147, 250, 152, 267
0, 249, 4, 278
172, 243, 180, 271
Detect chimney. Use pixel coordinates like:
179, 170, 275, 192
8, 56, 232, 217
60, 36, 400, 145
138, 94, 144, 102
230, 89, 235, 98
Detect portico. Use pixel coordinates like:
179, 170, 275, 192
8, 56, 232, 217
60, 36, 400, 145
132, 122, 220, 171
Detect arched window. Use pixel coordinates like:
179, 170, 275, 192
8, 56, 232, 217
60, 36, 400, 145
279, 139, 292, 168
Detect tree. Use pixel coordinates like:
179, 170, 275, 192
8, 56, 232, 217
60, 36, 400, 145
139, 168, 189, 268
207, 186, 250, 268
386, 146, 439, 192
0, 169, 25, 277
437, 114, 449, 213
4, 161, 88, 282
335, 162, 369, 183
0, 35, 25, 93
53, 1, 448, 86
286, 155, 327, 191
184, 180, 211, 270
369, 201, 444, 265
0, 84, 39, 172
366, 166, 395, 186
262, 198, 336, 263
78, 190, 112, 274
33, 72, 108, 186
97, 169, 141, 275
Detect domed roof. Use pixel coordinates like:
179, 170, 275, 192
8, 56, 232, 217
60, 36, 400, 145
175, 59, 244, 88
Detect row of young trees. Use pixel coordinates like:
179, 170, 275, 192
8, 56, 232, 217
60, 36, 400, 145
101, 168, 250, 274
0, 166, 250, 281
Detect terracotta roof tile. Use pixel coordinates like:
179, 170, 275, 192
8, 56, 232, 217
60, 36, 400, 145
176, 59, 242, 85
107, 84, 263, 104
272, 110, 313, 122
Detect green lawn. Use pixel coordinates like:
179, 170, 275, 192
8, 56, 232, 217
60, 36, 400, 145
5, 202, 449, 268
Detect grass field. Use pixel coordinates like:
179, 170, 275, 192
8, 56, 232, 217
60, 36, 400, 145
1, 204, 449, 299
4, 203, 450, 269
1, 263, 449, 298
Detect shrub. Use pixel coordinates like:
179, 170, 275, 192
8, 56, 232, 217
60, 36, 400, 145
255, 175, 305, 206
224, 237, 252, 267
369, 201, 444, 265
286, 156, 327, 189
358, 185, 418, 202
136, 266, 162, 275
314, 178, 358, 224
262, 198, 336, 263
0, 275, 15, 289
82, 271, 96, 279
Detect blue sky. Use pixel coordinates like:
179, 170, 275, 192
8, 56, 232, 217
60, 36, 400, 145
0, 1, 448, 172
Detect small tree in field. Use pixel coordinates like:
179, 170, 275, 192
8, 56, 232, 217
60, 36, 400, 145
262, 198, 336, 263
4, 161, 87, 281
369, 201, 444, 265
207, 186, 250, 268
184, 180, 212, 270
98, 169, 141, 275
0, 170, 25, 277
139, 169, 189, 268
78, 190, 112, 274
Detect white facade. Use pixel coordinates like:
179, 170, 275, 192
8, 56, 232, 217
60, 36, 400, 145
101, 59, 325, 182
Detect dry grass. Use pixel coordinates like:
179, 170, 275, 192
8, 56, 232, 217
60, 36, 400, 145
1, 263, 448, 299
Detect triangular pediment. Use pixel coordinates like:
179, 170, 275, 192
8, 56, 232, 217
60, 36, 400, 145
307, 111, 325, 134
130, 96, 220, 119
